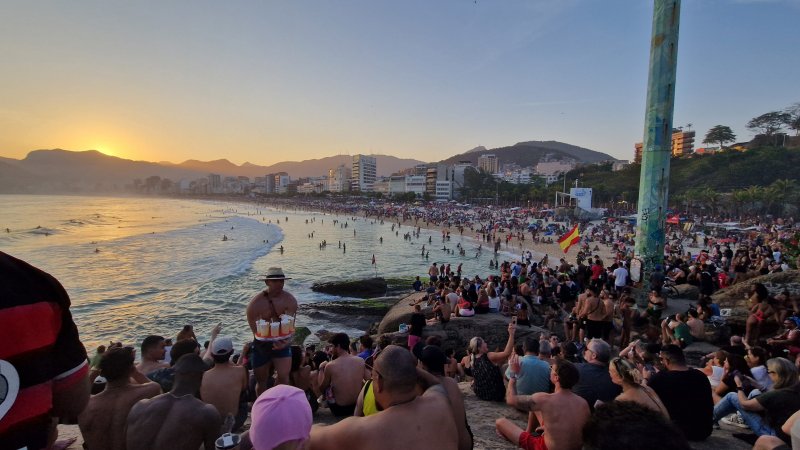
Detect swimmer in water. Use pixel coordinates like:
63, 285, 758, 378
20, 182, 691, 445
222, 235, 228, 241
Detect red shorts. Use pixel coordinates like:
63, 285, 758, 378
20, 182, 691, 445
519, 432, 547, 450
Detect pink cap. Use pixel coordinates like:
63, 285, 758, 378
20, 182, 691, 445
250, 385, 312, 449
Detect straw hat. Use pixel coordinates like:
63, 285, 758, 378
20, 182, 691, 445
261, 267, 292, 281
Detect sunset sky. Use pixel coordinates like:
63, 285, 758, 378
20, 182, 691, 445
0, 0, 797, 166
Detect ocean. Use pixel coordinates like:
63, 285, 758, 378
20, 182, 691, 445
0, 194, 522, 351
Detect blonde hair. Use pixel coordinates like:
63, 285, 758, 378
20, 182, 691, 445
611, 357, 642, 385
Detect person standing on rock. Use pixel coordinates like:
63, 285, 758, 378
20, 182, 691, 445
246, 267, 298, 394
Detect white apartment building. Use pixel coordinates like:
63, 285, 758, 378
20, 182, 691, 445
405, 175, 426, 197
274, 173, 290, 194
351, 154, 377, 192
328, 164, 350, 193
435, 180, 452, 201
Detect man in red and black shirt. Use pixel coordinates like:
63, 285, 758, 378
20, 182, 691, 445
0, 251, 90, 450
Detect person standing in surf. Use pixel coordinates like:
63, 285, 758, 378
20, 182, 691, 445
246, 267, 298, 394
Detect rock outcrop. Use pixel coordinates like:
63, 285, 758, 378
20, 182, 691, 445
311, 277, 387, 298
378, 292, 546, 355
711, 270, 800, 328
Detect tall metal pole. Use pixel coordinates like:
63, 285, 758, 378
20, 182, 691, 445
635, 0, 681, 306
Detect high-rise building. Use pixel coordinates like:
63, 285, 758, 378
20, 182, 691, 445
351, 154, 377, 192
208, 174, 222, 193
634, 130, 696, 163
328, 164, 350, 193
477, 154, 499, 173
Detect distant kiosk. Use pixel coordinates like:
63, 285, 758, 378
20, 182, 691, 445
554, 186, 593, 210
554, 186, 605, 219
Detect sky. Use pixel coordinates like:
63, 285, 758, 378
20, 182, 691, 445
0, 0, 798, 166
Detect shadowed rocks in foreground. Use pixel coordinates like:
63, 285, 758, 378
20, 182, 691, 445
311, 277, 387, 298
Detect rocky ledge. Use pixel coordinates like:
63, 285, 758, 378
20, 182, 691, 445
311, 277, 388, 298
711, 270, 800, 329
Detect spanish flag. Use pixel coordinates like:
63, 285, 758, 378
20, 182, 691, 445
558, 225, 580, 253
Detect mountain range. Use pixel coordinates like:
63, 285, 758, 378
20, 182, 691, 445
0, 140, 617, 193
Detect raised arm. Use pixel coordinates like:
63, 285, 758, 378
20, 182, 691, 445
488, 322, 516, 365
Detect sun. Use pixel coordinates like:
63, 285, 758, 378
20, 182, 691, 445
92, 145, 119, 158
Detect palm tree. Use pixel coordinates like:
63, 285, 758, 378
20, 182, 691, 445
699, 187, 720, 215
732, 190, 749, 217
744, 186, 765, 215
769, 179, 798, 215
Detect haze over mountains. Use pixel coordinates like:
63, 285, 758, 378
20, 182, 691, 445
0, 140, 617, 193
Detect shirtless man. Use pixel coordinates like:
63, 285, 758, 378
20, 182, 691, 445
496, 359, 590, 450
136, 335, 168, 375
246, 267, 298, 393
319, 333, 368, 417
78, 346, 162, 450
126, 354, 221, 450
201, 336, 248, 431
429, 297, 452, 326
417, 345, 473, 450
579, 289, 607, 340
310, 346, 459, 450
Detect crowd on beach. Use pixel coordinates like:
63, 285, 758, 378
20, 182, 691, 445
4, 200, 800, 450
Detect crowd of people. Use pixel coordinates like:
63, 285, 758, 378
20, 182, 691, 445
3, 202, 800, 450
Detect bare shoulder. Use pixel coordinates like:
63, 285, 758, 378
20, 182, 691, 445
139, 381, 162, 397
310, 418, 361, 449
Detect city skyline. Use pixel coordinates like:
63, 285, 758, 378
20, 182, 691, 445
1, 0, 798, 166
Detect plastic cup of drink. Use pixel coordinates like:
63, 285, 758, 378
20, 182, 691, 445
270, 321, 280, 337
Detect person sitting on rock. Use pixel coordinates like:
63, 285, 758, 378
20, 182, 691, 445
660, 314, 694, 349
745, 283, 778, 346
428, 297, 452, 327
466, 321, 516, 402
766, 317, 800, 358
496, 359, 590, 450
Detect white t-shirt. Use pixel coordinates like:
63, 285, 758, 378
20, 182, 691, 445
613, 267, 629, 287
488, 295, 501, 310
446, 292, 460, 310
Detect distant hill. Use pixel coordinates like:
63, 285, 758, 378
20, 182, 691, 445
0, 149, 425, 193
561, 146, 800, 205
440, 140, 616, 167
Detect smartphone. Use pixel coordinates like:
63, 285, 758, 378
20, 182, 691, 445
512, 316, 517, 324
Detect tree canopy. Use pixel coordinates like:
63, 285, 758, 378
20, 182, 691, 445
703, 125, 736, 149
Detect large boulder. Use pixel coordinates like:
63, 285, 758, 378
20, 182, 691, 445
671, 283, 700, 300
379, 293, 545, 356
311, 277, 388, 298
711, 270, 800, 328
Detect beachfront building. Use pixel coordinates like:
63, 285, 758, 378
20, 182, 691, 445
450, 162, 474, 198
435, 180, 452, 201
327, 165, 350, 193
634, 129, 696, 163
351, 154, 377, 192
477, 154, 499, 174
208, 174, 222, 194
274, 172, 290, 194
425, 164, 450, 198
405, 175, 426, 197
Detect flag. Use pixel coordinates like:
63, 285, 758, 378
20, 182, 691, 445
557, 225, 580, 253
372, 254, 376, 265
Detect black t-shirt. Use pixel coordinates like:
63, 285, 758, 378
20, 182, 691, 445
757, 386, 800, 443
572, 363, 621, 410
648, 368, 713, 441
